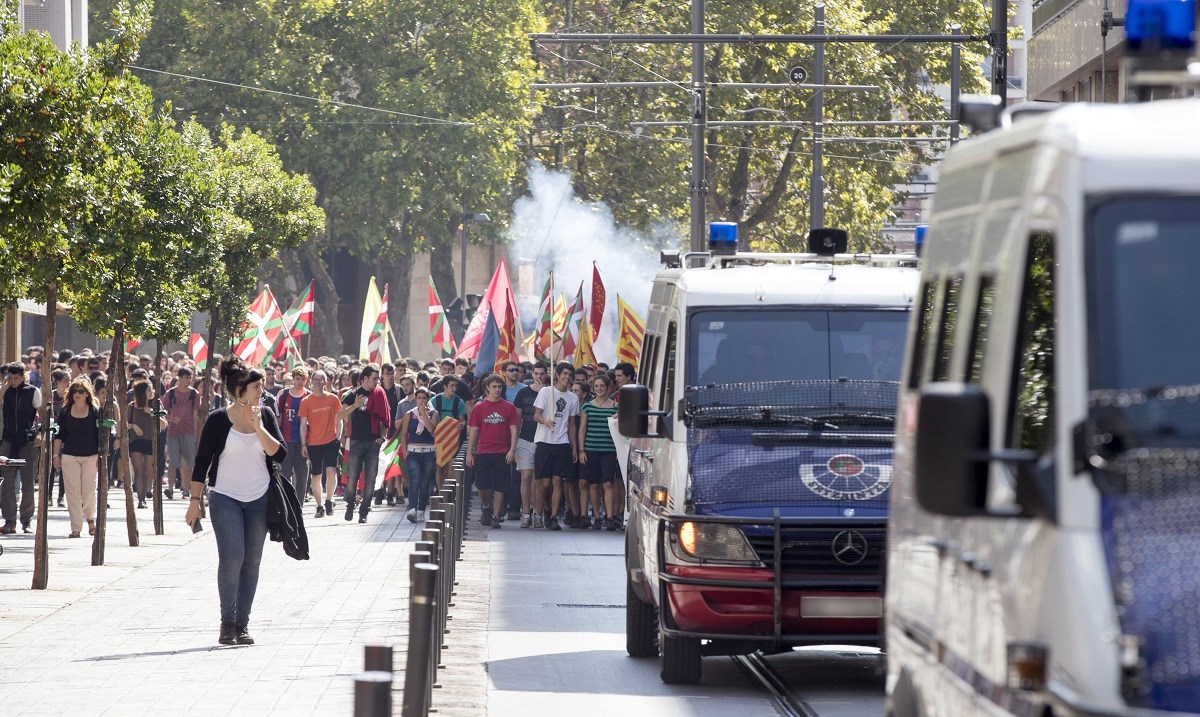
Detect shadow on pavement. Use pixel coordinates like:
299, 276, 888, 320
487, 648, 757, 696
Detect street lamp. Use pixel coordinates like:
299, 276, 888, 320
459, 210, 491, 327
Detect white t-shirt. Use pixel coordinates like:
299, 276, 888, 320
212, 428, 270, 501
533, 385, 579, 445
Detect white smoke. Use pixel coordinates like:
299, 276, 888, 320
507, 162, 678, 362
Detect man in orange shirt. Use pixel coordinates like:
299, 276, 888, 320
298, 370, 343, 518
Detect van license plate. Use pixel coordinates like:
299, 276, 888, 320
800, 597, 883, 618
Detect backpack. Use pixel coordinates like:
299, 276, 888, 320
166, 387, 197, 411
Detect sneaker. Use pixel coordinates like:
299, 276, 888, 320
491, 516, 502, 529
325, 500, 334, 516
606, 517, 619, 532
234, 625, 255, 645
480, 509, 492, 527
358, 515, 367, 524
546, 516, 561, 531
56, 498, 65, 508
386, 494, 396, 507
21, 520, 31, 534
219, 621, 237, 646
520, 512, 532, 529
498, 511, 508, 523
574, 517, 592, 530
591, 517, 604, 530
417, 510, 425, 522
532, 512, 544, 529
0, 523, 14, 535
405, 508, 417, 523
507, 510, 521, 522
165, 488, 173, 500
344, 503, 354, 522
315, 506, 325, 519
564, 515, 577, 529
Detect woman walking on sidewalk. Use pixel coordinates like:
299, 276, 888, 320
186, 355, 286, 646
52, 378, 100, 538
400, 386, 439, 523
127, 380, 165, 509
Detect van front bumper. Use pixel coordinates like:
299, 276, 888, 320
656, 514, 885, 650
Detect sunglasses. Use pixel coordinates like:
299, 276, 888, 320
505, 368, 520, 373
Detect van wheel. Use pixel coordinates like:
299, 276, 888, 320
660, 631, 703, 684
626, 574, 658, 657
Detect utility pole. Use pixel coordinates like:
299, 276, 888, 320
991, 0, 1008, 103
689, 0, 707, 251
810, 4, 825, 232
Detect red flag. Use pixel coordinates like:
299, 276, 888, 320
590, 263, 606, 340
456, 261, 518, 360
189, 333, 209, 371
126, 337, 141, 354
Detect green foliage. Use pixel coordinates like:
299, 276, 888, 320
93, 0, 541, 264
2, 0, 323, 346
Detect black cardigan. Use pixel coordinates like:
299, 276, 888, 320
191, 407, 287, 489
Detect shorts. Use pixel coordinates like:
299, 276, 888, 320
307, 440, 340, 475
534, 442, 574, 481
128, 438, 152, 456
515, 439, 535, 472
473, 453, 509, 492
582, 451, 619, 485
166, 433, 196, 468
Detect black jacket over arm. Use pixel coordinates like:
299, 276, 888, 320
192, 407, 287, 489
191, 407, 308, 560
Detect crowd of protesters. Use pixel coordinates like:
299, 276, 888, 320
0, 343, 639, 539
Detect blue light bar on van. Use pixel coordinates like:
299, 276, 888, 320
705, 226, 734, 260
914, 224, 928, 256
709, 222, 738, 255
1126, 0, 1196, 50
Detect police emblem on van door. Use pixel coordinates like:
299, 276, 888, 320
799, 453, 892, 500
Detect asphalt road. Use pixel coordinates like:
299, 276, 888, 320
483, 523, 887, 716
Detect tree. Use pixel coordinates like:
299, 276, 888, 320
91, 0, 542, 351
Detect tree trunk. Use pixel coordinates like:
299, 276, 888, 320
151, 338, 164, 536
115, 324, 139, 547
306, 243, 342, 357
31, 280, 56, 590
379, 250, 414, 360
92, 329, 120, 566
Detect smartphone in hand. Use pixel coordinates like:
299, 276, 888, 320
192, 519, 204, 534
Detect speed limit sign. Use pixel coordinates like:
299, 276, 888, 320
789, 66, 809, 84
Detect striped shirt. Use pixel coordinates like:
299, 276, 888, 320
581, 401, 618, 453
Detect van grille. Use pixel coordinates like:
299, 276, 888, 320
745, 529, 886, 576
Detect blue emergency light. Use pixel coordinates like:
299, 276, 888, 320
914, 224, 928, 256
709, 222, 739, 255
1126, 0, 1196, 50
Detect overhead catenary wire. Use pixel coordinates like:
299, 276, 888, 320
126, 65, 476, 126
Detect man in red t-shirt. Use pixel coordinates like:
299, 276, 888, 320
467, 374, 519, 529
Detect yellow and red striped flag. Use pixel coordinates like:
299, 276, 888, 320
615, 294, 646, 370
435, 416, 461, 467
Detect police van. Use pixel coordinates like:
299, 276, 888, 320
618, 224, 919, 684
885, 97, 1200, 715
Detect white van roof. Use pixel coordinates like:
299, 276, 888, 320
660, 263, 918, 309
942, 99, 1200, 194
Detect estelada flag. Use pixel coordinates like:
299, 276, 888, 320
590, 263, 606, 340
497, 303, 519, 364
616, 294, 646, 371
435, 416, 462, 467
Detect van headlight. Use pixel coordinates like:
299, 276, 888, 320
668, 521, 762, 566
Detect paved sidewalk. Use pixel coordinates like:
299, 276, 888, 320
0, 491, 430, 715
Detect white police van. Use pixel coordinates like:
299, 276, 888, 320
618, 223, 919, 684
885, 96, 1200, 716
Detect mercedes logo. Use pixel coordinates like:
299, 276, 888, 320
832, 530, 869, 566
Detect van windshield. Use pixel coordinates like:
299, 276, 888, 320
1089, 196, 1200, 447
686, 308, 908, 389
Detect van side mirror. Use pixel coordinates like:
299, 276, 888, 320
618, 385, 668, 438
915, 383, 991, 516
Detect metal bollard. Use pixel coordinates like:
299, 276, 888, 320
443, 480, 461, 562
364, 644, 393, 672
441, 499, 458, 578
401, 563, 438, 717
428, 510, 449, 615
422, 523, 444, 667
354, 671, 392, 717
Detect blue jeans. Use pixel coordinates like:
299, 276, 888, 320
344, 439, 380, 516
209, 490, 269, 627
405, 450, 437, 512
